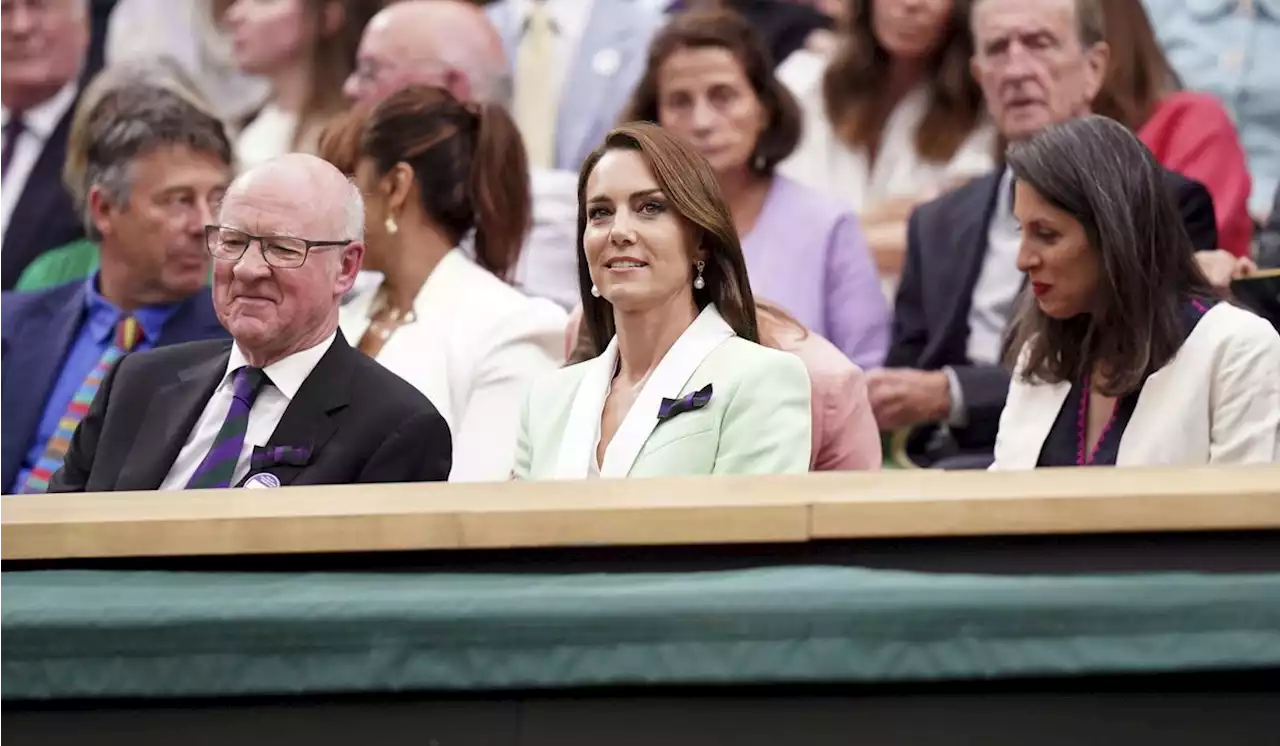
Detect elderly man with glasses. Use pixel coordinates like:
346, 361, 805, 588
42, 153, 453, 493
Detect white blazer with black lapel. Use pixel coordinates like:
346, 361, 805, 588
340, 250, 568, 482
486, 0, 666, 173
992, 303, 1280, 469
514, 306, 814, 479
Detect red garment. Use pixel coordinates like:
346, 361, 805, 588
1138, 91, 1254, 257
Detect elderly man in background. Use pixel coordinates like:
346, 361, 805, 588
46, 154, 453, 493
344, 0, 658, 309
870, 0, 1222, 468
1, 0, 93, 287
1, 82, 233, 494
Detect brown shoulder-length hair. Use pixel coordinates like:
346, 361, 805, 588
620, 8, 802, 176
577, 122, 759, 356
1090, 0, 1180, 132
356, 86, 531, 280
1003, 115, 1216, 396
824, 0, 983, 162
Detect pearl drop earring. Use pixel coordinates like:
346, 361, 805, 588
693, 260, 706, 290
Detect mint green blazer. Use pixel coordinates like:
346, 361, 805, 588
514, 307, 812, 479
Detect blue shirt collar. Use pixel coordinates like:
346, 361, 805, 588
82, 272, 185, 346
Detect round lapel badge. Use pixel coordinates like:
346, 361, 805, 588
592, 48, 620, 77
244, 472, 282, 489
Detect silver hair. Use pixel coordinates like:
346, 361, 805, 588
340, 176, 365, 242
81, 84, 232, 240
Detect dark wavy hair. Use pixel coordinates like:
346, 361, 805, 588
823, 0, 983, 162
621, 8, 801, 176
576, 122, 759, 355
1003, 115, 1216, 396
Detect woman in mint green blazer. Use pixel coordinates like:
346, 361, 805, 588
514, 123, 812, 480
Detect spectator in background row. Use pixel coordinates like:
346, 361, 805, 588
105, 0, 270, 123
486, 0, 667, 174
225, 0, 382, 171
994, 116, 1280, 469
1092, 0, 1253, 257
2, 82, 234, 494
778, 0, 996, 277
624, 9, 889, 369
1, 0, 91, 288
872, 0, 1219, 469
15, 57, 212, 292
322, 87, 567, 483
515, 123, 813, 479
1142, 0, 1280, 221
346, 0, 581, 310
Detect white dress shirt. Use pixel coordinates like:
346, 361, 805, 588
159, 332, 337, 490
514, 0, 595, 106
0, 81, 79, 255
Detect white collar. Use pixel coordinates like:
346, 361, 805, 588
1, 80, 79, 141
225, 331, 337, 401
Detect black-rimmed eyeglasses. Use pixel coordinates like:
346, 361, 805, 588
204, 225, 351, 269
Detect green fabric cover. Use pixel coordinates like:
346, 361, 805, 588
14, 239, 100, 292
4, 567, 1280, 701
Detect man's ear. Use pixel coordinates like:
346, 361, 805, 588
86, 184, 121, 238
1082, 41, 1111, 105
334, 240, 366, 296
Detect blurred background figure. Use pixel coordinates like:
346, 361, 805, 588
1092, 0, 1253, 257
778, 0, 994, 279
994, 116, 1280, 469
224, 0, 381, 170
1142, 0, 1280, 222
14, 57, 213, 292
661, 0, 839, 73
105, 0, 270, 124
2, 81, 234, 494
624, 8, 889, 369
486, 0, 667, 175
321, 87, 567, 483
346, 0, 582, 309
1, 0, 93, 288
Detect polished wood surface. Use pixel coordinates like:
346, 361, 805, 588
4, 466, 1279, 560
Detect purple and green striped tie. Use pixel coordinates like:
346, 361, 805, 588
185, 367, 268, 490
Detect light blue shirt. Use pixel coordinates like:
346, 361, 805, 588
1143, 0, 1280, 216
12, 274, 180, 492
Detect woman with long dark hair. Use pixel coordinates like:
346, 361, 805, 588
514, 123, 812, 479
993, 116, 1280, 469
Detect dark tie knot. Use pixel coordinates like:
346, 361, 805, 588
232, 366, 268, 405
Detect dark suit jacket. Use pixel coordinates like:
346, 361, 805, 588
0, 282, 228, 492
47, 332, 452, 492
1, 97, 85, 290
887, 166, 1218, 456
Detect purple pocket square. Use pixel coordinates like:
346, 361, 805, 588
658, 384, 713, 423
251, 445, 312, 470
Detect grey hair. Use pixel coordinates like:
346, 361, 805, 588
340, 177, 365, 242
972, 0, 1106, 49
81, 83, 232, 240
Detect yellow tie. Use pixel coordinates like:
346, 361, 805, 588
514, 1, 557, 170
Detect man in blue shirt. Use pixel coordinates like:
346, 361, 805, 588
1, 78, 232, 493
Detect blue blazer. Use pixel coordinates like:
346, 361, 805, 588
0, 281, 228, 491
486, 0, 665, 173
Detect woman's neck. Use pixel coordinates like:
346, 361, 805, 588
377, 218, 455, 312
269, 59, 312, 114
613, 295, 700, 385
717, 166, 771, 238
884, 56, 926, 108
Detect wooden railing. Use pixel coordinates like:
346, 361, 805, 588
4, 466, 1279, 561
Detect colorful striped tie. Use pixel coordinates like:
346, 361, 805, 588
21, 317, 142, 494
185, 367, 267, 490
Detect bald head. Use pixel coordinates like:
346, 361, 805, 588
214, 154, 365, 367
345, 0, 508, 107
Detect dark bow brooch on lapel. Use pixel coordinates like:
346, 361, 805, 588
251, 445, 313, 471
657, 384, 713, 423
